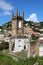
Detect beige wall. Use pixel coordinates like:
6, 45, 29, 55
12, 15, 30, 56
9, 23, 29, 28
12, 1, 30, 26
30, 40, 40, 56
12, 19, 17, 37
12, 17, 24, 37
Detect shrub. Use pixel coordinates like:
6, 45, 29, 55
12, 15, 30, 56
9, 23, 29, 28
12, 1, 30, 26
18, 57, 37, 65
0, 41, 9, 50
31, 34, 39, 40
0, 43, 3, 50
0, 53, 16, 65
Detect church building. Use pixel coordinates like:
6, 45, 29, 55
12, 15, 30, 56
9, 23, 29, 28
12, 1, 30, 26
9, 10, 29, 53
9, 10, 43, 58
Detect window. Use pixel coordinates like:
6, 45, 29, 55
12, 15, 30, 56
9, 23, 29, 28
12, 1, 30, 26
24, 45, 26, 49
18, 45, 21, 47
18, 21, 21, 28
39, 42, 43, 47
18, 39, 21, 42
33, 51, 36, 57
18, 29, 22, 33
12, 42, 15, 51
12, 44, 14, 51
18, 39, 21, 47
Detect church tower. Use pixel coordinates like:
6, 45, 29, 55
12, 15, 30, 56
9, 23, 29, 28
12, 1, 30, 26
12, 9, 24, 37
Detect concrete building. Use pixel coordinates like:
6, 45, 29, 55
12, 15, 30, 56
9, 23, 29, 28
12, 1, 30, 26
24, 27, 33, 38
9, 37, 28, 53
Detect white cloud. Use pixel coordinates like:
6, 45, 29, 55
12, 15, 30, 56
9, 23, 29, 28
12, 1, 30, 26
0, 0, 13, 11
3, 11, 11, 15
0, 11, 11, 16
25, 13, 39, 22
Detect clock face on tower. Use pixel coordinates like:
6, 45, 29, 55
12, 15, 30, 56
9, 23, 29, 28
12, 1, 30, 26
18, 21, 21, 28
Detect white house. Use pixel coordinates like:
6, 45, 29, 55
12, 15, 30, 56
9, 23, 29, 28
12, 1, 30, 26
9, 36, 29, 53
39, 37, 43, 56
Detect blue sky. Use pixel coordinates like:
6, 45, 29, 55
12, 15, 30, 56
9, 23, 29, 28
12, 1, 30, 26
0, 0, 43, 25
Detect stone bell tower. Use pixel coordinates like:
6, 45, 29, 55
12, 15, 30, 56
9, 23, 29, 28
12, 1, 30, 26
12, 9, 24, 37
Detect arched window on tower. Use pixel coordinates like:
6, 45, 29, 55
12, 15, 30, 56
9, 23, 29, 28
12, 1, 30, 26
18, 21, 21, 28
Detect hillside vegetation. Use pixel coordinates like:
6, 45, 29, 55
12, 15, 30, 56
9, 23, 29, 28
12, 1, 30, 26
1, 21, 43, 30
0, 52, 43, 65
0, 52, 16, 65
1, 21, 12, 30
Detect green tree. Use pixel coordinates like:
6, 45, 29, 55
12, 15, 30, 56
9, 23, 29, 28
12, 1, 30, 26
31, 34, 39, 40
